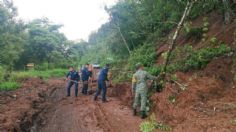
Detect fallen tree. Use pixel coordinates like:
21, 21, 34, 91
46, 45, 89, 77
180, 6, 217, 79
162, 0, 198, 79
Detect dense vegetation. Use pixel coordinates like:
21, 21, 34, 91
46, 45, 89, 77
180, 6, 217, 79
0, 0, 235, 86
75, 0, 235, 77
0, 0, 79, 88
0, 2, 74, 70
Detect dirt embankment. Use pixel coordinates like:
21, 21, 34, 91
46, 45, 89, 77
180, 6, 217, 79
108, 83, 133, 106
151, 12, 236, 131
0, 78, 65, 131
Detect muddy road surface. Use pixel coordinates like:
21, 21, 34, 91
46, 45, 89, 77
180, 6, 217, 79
0, 78, 141, 132
38, 83, 141, 132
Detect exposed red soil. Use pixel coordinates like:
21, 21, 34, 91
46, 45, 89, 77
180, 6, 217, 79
0, 78, 63, 131
108, 83, 133, 106
151, 12, 236, 132
151, 71, 236, 131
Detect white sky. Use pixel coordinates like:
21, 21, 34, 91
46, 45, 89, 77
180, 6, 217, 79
13, 0, 117, 41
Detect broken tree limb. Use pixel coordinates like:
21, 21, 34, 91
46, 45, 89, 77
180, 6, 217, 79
117, 25, 131, 55
171, 80, 188, 91
162, 0, 197, 78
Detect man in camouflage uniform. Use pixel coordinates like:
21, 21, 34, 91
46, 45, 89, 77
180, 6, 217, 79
133, 63, 157, 119
131, 66, 139, 95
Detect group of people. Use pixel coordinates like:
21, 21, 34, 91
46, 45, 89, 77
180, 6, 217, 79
66, 63, 110, 103
66, 62, 157, 119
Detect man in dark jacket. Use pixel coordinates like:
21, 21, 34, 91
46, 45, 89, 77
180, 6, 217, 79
94, 64, 110, 103
66, 66, 80, 97
81, 63, 90, 95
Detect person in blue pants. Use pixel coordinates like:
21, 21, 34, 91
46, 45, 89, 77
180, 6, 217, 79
81, 63, 90, 95
94, 64, 110, 103
66, 66, 80, 97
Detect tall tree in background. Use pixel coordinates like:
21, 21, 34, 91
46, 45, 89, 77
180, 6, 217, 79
0, 0, 27, 71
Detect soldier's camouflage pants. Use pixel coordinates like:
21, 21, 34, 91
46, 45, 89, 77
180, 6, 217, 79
133, 88, 147, 111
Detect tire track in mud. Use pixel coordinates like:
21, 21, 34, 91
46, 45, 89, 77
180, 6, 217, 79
94, 102, 114, 132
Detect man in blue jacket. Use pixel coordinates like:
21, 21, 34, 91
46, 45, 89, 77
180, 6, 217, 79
66, 66, 80, 97
81, 63, 90, 95
94, 64, 110, 103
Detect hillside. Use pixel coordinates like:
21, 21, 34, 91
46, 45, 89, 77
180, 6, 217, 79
108, 12, 236, 132
150, 12, 236, 131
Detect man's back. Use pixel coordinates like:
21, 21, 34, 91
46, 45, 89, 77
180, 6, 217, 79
98, 68, 109, 82
134, 70, 148, 84
134, 69, 156, 90
82, 67, 89, 81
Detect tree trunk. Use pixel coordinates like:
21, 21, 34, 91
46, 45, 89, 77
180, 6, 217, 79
162, 0, 197, 78
222, 0, 232, 24
117, 26, 131, 55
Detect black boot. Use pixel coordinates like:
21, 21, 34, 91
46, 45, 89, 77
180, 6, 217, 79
93, 96, 97, 101
102, 99, 108, 103
133, 109, 137, 116
141, 111, 147, 119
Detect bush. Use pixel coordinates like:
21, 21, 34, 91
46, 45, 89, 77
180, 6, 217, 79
183, 44, 231, 71
140, 114, 172, 132
129, 44, 156, 69
36, 62, 49, 70
210, 36, 218, 45
146, 65, 163, 76
185, 28, 203, 40
167, 44, 232, 72
0, 66, 4, 82
0, 81, 21, 90
183, 22, 203, 41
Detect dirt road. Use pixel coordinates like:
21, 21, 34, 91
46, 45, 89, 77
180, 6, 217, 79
38, 84, 141, 132
0, 78, 141, 132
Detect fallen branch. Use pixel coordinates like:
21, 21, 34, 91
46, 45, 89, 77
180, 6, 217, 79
171, 80, 188, 91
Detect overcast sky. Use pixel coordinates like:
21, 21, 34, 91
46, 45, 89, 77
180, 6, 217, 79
13, 0, 117, 41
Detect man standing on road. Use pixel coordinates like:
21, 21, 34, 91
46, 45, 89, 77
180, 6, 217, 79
132, 63, 157, 119
81, 63, 90, 95
94, 64, 110, 103
66, 66, 80, 97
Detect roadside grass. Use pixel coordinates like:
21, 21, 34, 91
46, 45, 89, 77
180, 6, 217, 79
140, 113, 172, 132
11, 69, 67, 81
0, 81, 21, 91
0, 69, 67, 91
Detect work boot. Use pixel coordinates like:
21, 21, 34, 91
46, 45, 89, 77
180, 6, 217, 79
93, 96, 97, 101
133, 109, 137, 116
102, 99, 108, 103
141, 111, 147, 119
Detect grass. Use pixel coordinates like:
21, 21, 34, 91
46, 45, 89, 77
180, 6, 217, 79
11, 68, 67, 81
140, 113, 172, 132
0, 81, 21, 90
168, 95, 176, 104
0, 68, 67, 91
